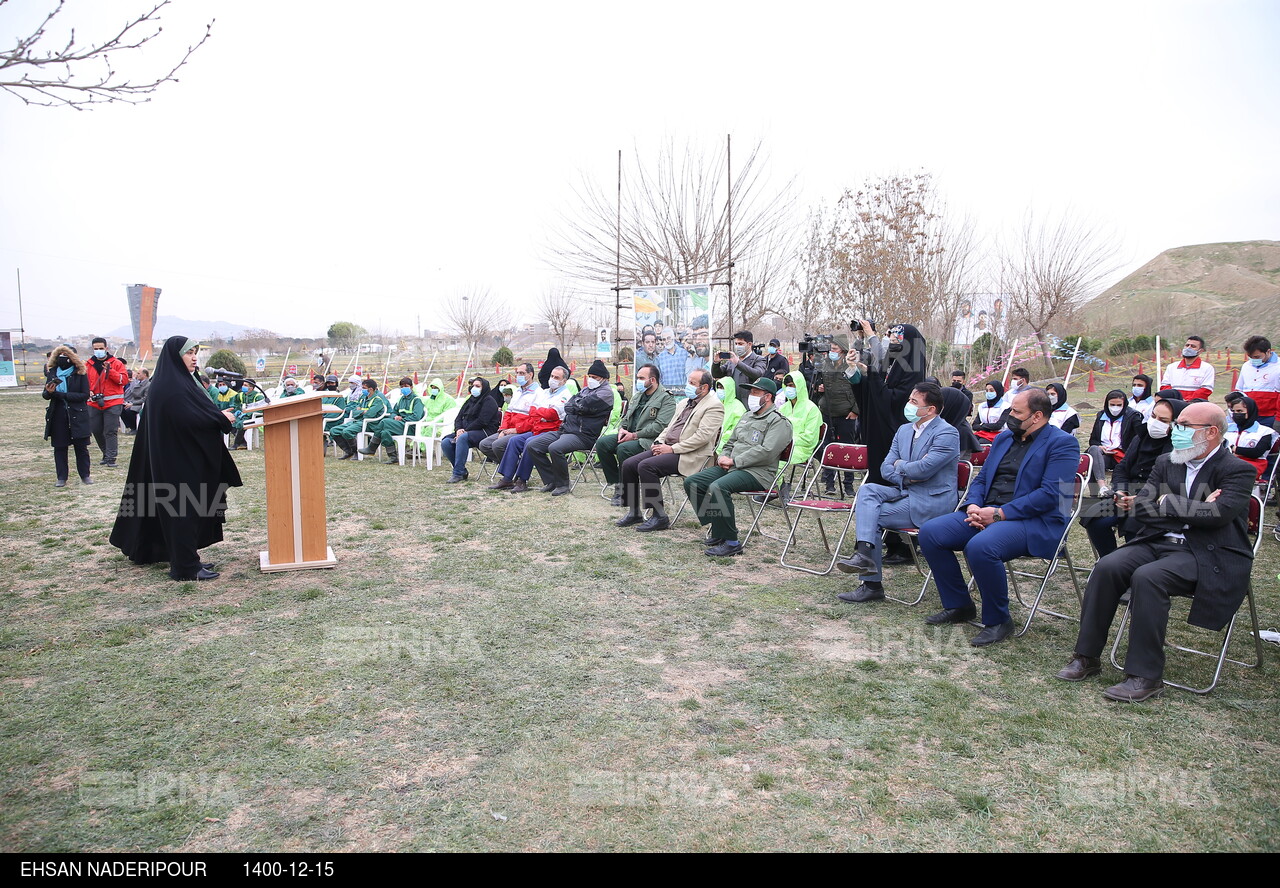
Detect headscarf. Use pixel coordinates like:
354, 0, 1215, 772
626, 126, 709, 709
1231, 395, 1259, 430
1131, 374, 1152, 401
984, 379, 1005, 404
1046, 382, 1070, 411
940, 385, 983, 453
538, 348, 570, 389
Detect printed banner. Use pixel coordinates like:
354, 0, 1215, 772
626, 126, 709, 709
632, 284, 718, 387
0, 331, 16, 387
954, 294, 1009, 345
596, 328, 612, 360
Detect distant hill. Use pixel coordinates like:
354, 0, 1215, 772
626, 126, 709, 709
1081, 241, 1280, 348
106, 315, 256, 343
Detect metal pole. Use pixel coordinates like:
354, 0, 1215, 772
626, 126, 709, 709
1002, 338, 1021, 386
725, 134, 733, 332
1063, 337, 1082, 386
614, 149, 622, 365
1155, 336, 1162, 385
16, 268, 27, 385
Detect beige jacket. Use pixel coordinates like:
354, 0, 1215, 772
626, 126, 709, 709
656, 393, 725, 476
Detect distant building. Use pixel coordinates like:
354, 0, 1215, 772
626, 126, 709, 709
126, 284, 162, 362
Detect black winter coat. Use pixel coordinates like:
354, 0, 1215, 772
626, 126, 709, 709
43, 369, 91, 442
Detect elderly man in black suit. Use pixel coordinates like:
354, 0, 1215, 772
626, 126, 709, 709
1054, 402, 1256, 702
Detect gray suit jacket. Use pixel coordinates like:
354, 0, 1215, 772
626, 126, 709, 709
880, 417, 961, 527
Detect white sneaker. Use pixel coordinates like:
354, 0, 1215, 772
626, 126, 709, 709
1255, 628, 1280, 646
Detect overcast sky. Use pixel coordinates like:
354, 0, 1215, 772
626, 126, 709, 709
1, 0, 1277, 341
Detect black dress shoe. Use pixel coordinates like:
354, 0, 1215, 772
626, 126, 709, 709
195, 567, 220, 581
925, 605, 977, 625
201, 562, 216, 571
970, 620, 1014, 646
880, 551, 911, 566
705, 541, 744, 557
1055, 655, 1102, 682
837, 583, 885, 603
636, 516, 670, 532
550, 485, 573, 496
704, 537, 725, 548
540, 483, 557, 493
338, 451, 355, 460
836, 552, 876, 575
55, 479, 67, 488
610, 494, 625, 507
616, 513, 644, 528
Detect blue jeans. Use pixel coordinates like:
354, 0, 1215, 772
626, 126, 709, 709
441, 431, 484, 477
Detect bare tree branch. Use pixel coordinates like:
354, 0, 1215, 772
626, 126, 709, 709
442, 287, 512, 357
0, 0, 213, 110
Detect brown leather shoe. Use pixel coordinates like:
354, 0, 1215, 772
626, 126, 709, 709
1054, 655, 1102, 682
510, 479, 528, 493
1102, 675, 1164, 702
489, 477, 514, 490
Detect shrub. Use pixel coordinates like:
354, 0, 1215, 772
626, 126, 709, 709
205, 349, 247, 376
491, 346, 514, 366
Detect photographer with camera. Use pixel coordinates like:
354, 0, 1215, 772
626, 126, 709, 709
814, 334, 863, 495
853, 320, 928, 487
711, 330, 768, 406
85, 336, 129, 468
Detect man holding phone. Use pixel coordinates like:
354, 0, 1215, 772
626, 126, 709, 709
711, 330, 768, 406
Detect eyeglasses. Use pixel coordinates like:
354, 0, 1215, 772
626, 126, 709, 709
1171, 421, 1214, 432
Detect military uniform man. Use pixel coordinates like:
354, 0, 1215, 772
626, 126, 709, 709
596, 364, 678, 504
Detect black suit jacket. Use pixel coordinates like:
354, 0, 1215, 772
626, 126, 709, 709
1130, 445, 1256, 630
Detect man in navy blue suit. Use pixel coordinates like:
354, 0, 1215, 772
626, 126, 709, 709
918, 387, 1080, 645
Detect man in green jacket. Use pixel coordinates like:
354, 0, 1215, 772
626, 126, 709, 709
715, 377, 746, 454
421, 377, 457, 430
778, 370, 823, 470
332, 379, 388, 460
366, 376, 426, 462
684, 378, 793, 557
596, 364, 678, 504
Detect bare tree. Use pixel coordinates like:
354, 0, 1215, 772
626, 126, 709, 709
1000, 211, 1120, 367
546, 139, 798, 331
1, 0, 212, 110
442, 287, 511, 357
535, 284, 586, 352
236, 328, 280, 355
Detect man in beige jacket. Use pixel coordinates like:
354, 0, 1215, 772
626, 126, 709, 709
616, 369, 724, 532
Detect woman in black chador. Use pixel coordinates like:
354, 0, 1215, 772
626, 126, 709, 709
854, 320, 928, 486
110, 336, 242, 581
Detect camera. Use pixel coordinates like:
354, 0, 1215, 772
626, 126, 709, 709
797, 334, 831, 354
751, 343, 765, 355
850, 318, 876, 333
90, 393, 105, 405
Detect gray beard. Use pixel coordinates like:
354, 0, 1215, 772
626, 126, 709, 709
1170, 441, 1210, 465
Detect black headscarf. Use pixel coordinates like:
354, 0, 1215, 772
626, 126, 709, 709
1046, 382, 1070, 410
1131, 374, 1152, 401
940, 385, 983, 454
857, 323, 928, 485
984, 379, 1006, 404
538, 348, 570, 389
1232, 395, 1259, 430
109, 336, 243, 577
455, 377, 501, 437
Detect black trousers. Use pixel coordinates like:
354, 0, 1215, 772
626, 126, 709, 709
53, 438, 91, 482
1073, 540, 1198, 680
620, 451, 680, 516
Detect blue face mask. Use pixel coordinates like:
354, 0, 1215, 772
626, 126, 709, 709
217, 385, 228, 394
1171, 424, 1197, 451
93, 349, 107, 359
401, 386, 412, 396
636, 378, 647, 393
828, 351, 840, 362
471, 386, 483, 398
903, 403, 920, 422
783, 386, 797, 401
767, 346, 777, 355
684, 383, 698, 399
985, 391, 997, 401
715, 389, 725, 402
516, 375, 528, 386
1250, 357, 1267, 368
1132, 385, 1145, 398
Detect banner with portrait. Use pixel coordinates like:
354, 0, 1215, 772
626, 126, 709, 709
631, 284, 721, 390
953, 294, 1009, 345
0, 331, 16, 387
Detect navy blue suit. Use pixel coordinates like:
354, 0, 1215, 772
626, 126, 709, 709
918, 423, 1080, 625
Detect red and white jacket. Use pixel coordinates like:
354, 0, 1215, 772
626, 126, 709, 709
1230, 422, 1275, 481
1236, 357, 1280, 420
86, 354, 129, 411
1160, 358, 1214, 401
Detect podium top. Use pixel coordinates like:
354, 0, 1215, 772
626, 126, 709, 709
243, 391, 344, 415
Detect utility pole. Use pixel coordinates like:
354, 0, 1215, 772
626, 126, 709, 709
16, 268, 27, 386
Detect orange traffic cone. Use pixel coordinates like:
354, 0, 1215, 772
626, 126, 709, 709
1086, 370, 1096, 393
1137, 363, 1143, 375
1232, 368, 1240, 390
1104, 359, 1110, 371
413, 371, 419, 385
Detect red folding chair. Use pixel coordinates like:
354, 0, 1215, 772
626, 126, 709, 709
1010, 452, 1093, 636
778, 443, 864, 575
883, 460, 974, 605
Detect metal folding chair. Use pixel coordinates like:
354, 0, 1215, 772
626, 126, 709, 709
882, 460, 975, 605
1109, 493, 1266, 694
735, 442, 794, 547
778, 443, 866, 575
1009, 452, 1093, 637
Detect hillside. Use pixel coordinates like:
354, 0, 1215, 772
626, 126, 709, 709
1082, 240, 1280, 348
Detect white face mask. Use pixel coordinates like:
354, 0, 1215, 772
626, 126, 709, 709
586, 377, 602, 389
747, 395, 762, 412
549, 377, 563, 391
1146, 417, 1171, 439
1108, 405, 1123, 417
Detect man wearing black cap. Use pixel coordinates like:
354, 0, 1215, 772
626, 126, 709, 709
764, 338, 790, 380
526, 360, 616, 495
684, 378, 793, 556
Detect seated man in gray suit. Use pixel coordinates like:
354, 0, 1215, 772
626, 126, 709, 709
1054, 401, 1256, 702
836, 381, 960, 602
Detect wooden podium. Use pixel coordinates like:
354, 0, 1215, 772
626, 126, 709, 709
243, 392, 343, 572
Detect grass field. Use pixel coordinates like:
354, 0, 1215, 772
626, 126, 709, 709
1, 386, 1277, 852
